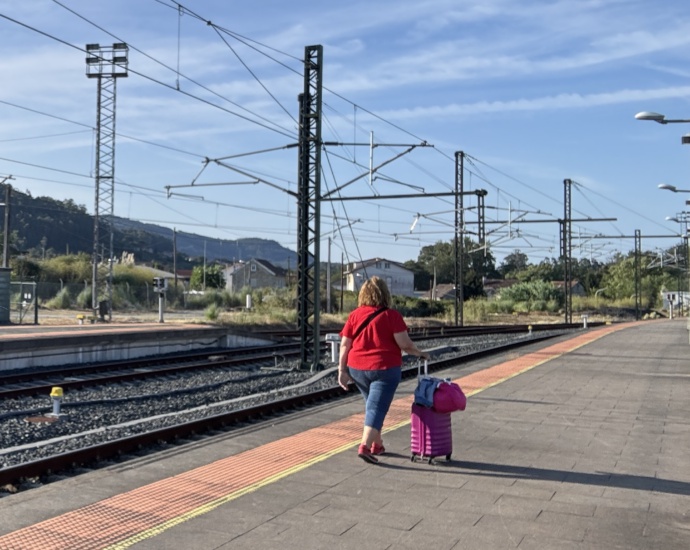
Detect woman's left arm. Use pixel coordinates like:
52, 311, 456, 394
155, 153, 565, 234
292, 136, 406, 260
394, 331, 430, 360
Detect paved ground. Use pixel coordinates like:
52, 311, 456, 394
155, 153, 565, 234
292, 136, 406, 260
0, 319, 688, 549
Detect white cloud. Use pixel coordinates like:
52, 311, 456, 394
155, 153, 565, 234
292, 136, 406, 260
375, 86, 690, 120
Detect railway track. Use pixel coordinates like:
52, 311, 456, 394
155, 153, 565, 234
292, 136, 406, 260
0, 323, 595, 400
0, 343, 308, 400
258, 321, 597, 340
0, 326, 583, 491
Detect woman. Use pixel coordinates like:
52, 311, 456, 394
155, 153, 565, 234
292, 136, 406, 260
338, 276, 430, 464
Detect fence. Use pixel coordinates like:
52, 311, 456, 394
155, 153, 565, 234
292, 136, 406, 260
6, 280, 225, 324
9, 281, 38, 324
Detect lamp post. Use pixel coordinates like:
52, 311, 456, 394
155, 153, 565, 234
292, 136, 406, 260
666, 213, 690, 234
666, 213, 690, 316
635, 111, 690, 125
658, 183, 690, 193
638, 110, 690, 321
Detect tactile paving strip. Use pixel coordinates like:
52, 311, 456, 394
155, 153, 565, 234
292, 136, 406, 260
0, 322, 630, 549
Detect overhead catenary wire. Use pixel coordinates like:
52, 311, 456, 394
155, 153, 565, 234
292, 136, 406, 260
0, 2, 671, 267
0, 5, 560, 261
5, 8, 296, 140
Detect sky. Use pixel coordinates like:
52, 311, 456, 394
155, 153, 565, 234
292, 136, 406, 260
1, 0, 690, 268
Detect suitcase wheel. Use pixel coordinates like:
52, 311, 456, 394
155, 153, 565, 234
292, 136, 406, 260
410, 454, 416, 462
446, 454, 451, 460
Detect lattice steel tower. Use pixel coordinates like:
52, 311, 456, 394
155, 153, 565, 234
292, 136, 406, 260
297, 45, 323, 371
85, 43, 128, 321
561, 178, 573, 324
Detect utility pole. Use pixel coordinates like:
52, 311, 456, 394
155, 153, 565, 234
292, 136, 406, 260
340, 252, 345, 313
86, 42, 128, 322
634, 230, 641, 320
173, 228, 178, 291
327, 237, 332, 314
0, 176, 14, 268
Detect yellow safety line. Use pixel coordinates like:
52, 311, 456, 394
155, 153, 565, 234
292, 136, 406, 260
106, 441, 357, 549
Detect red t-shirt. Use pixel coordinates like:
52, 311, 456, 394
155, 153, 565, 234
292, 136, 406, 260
340, 306, 408, 370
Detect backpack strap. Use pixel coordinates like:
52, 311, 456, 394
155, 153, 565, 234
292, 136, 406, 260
352, 307, 387, 340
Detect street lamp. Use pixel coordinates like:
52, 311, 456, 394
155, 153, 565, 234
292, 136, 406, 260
635, 111, 690, 124
638, 110, 690, 322
665, 212, 690, 317
665, 214, 690, 233
659, 183, 690, 193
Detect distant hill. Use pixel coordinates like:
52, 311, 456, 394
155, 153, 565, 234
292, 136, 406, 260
2, 184, 298, 269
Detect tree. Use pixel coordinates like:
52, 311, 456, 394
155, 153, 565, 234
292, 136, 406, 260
418, 241, 455, 284
190, 264, 225, 290
571, 258, 605, 294
498, 250, 529, 278
516, 257, 562, 283
415, 238, 497, 299
402, 259, 431, 291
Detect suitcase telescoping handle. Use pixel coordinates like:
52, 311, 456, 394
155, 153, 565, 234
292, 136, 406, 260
417, 359, 429, 377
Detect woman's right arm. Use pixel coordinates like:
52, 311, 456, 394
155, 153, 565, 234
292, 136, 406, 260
394, 331, 430, 360
337, 336, 354, 390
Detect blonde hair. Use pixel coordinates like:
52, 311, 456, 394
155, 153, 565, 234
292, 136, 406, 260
358, 276, 392, 308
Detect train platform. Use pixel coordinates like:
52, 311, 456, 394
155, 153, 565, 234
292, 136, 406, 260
0, 319, 688, 549
0, 321, 272, 371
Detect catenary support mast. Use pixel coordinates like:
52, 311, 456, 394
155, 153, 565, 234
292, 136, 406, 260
454, 152, 464, 326
85, 43, 128, 321
297, 45, 323, 371
561, 178, 573, 323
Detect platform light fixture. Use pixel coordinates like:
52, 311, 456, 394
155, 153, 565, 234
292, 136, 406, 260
659, 183, 690, 193
635, 111, 690, 124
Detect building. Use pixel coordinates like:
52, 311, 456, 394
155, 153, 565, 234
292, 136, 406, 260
174, 269, 193, 288
344, 258, 415, 297
222, 259, 287, 292
482, 278, 519, 298
422, 283, 457, 301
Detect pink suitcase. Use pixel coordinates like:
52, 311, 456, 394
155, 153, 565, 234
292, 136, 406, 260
411, 360, 454, 463
410, 403, 453, 463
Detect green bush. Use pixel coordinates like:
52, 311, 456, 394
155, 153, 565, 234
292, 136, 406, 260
501, 280, 560, 303
532, 300, 547, 311
464, 298, 488, 323
546, 299, 560, 313
258, 288, 296, 310
488, 299, 515, 314
221, 290, 249, 309
45, 287, 72, 309
512, 301, 531, 313
392, 296, 446, 318
205, 303, 220, 321
76, 286, 92, 309
185, 290, 224, 310
110, 283, 133, 310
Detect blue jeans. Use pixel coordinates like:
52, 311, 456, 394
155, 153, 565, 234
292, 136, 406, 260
348, 366, 402, 431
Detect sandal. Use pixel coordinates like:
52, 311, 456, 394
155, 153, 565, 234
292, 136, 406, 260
358, 444, 379, 464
